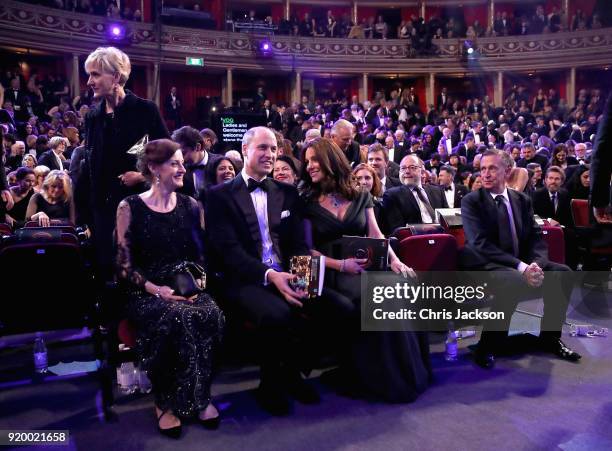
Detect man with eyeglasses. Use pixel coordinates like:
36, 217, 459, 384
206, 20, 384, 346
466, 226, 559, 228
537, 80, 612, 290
381, 154, 448, 235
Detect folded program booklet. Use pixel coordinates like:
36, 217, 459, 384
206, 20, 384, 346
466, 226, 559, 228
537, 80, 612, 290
289, 255, 325, 297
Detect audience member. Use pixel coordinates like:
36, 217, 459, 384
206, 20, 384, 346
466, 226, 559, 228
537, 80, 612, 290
116, 138, 224, 438
460, 149, 581, 369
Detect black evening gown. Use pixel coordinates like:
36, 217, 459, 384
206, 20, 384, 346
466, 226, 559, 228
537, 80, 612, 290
117, 193, 224, 417
304, 191, 431, 402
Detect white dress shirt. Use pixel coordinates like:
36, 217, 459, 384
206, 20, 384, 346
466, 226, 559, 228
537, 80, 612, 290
444, 182, 455, 208
410, 184, 434, 223
240, 171, 282, 282
445, 137, 453, 155
54, 151, 64, 171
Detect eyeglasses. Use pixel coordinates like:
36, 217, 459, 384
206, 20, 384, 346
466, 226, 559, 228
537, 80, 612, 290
399, 165, 422, 172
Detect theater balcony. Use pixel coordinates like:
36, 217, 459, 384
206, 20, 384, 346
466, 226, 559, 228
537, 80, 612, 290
1, 0, 611, 122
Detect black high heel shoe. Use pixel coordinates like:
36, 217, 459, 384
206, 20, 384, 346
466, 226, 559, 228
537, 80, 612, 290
157, 410, 182, 439
197, 405, 221, 430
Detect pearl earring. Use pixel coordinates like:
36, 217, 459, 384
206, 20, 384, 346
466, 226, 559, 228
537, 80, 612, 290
155, 173, 161, 185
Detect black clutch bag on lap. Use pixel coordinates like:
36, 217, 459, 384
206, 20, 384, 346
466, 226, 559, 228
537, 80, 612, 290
157, 261, 207, 297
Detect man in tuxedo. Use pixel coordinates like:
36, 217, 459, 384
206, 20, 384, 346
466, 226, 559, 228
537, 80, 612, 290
262, 99, 282, 130
172, 126, 221, 200
4, 76, 29, 123
163, 86, 182, 129
367, 143, 401, 194
38, 136, 67, 171
470, 121, 487, 145
532, 166, 573, 227
392, 129, 409, 164
461, 149, 581, 369
438, 165, 468, 208
459, 134, 479, 164
331, 119, 361, 167
439, 127, 456, 157
436, 87, 450, 111
532, 166, 577, 268
206, 127, 346, 415
382, 154, 448, 235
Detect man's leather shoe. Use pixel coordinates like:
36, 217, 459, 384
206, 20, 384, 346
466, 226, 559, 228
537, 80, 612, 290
539, 337, 582, 362
255, 383, 291, 416
473, 349, 495, 369
287, 374, 320, 405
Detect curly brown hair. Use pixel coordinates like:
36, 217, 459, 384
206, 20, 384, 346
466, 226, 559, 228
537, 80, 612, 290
300, 137, 358, 201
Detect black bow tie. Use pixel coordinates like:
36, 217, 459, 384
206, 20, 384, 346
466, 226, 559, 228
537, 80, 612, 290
188, 163, 206, 170
445, 186, 452, 191
247, 178, 270, 192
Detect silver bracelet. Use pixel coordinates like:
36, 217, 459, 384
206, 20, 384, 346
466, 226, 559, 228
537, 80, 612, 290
155, 286, 161, 298
340, 259, 345, 273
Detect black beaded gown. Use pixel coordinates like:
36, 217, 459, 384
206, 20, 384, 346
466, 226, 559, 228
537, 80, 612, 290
116, 193, 224, 417
304, 191, 431, 403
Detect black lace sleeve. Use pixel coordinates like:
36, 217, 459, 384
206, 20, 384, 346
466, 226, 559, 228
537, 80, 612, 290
116, 199, 147, 288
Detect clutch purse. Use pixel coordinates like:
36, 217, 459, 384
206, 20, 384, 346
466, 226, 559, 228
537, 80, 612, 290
157, 261, 207, 298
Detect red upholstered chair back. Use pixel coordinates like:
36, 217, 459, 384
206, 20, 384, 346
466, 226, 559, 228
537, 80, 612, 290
0, 223, 11, 235
571, 199, 589, 228
398, 234, 458, 271
541, 225, 565, 264
118, 319, 137, 348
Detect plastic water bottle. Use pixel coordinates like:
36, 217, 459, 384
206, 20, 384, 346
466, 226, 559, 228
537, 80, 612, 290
118, 362, 138, 394
137, 366, 152, 393
445, 329, 459, 361
33, 334, 48, 373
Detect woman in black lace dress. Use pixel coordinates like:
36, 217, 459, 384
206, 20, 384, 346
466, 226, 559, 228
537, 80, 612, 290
115, 139, 224, 438
301, 138, 430, 403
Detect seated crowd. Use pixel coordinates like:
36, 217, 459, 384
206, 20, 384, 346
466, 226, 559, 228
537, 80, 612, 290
13, 0, 607, 44
0, 46, 607, 439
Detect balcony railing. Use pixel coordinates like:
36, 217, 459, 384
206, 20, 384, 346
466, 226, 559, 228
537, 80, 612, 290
1, 0, 611, 72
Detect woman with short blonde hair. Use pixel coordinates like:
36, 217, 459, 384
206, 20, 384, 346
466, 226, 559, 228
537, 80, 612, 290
79, 46, 168, 274
84, 46, 132, 86
26, 169, 75, 226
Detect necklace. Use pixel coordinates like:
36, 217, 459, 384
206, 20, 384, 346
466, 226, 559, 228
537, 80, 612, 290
327, 193, 342, 208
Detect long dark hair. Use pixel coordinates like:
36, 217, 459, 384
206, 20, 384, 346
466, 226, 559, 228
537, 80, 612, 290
566, 165, 590, 200
206, 156, 237, 187
300, 137, 358, 201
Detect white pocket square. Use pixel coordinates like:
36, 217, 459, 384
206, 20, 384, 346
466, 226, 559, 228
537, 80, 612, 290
281, 210, 291, 219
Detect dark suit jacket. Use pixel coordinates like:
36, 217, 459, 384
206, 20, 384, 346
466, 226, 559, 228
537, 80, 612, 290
384, 176, 402, 191
163, 94, 182, 120
381, 183, 449, 235
263, 108, 282, 130
591, 92, 612, 209
3, 89, 29, 121
531, 188, 573, 227
393, 142, 410, 164
178, 152, 222, 200
75, 90, 169, 266
517, 155, 548, 171
206, 176, 309, 286
461, 188, 549, 270
38, 150, 63, 171
345, 140, 362, 167
445, 183, 469, 209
